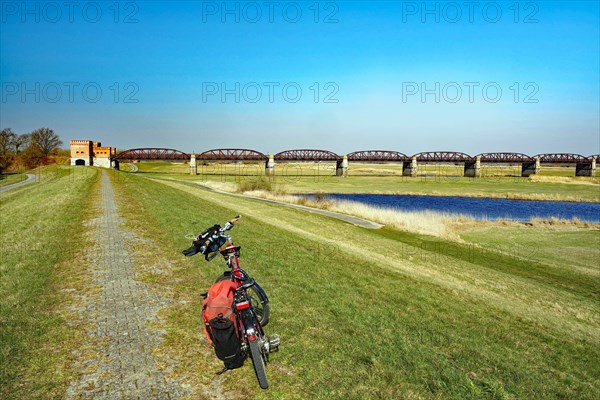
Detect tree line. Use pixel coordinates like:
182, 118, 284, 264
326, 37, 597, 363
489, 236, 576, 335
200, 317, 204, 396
0, 128, 63, 173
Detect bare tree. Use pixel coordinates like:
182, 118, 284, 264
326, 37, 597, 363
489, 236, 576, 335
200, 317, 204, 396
0, 128, 16, 154
30, 128, 62, 156
0, 128, 17, 172
14, 133, 30, 153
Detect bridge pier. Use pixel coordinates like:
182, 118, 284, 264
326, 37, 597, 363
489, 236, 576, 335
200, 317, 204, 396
265, 154, 275, 176
336, 156, 348, 177
576, 157, 596, 176
521, 157, 540, 177
403, 157, 418, 177
464, 156, 481, 178
190, 154, 197, 175
111, 159, 120, 170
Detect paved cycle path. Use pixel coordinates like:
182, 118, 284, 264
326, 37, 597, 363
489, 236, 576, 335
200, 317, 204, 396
65, 170, 186, 400
0, 173, 36, 193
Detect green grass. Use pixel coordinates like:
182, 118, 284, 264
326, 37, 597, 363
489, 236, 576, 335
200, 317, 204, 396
111, 171, 600, 399
0, 173, 27, 187
460, 225, 600, 274
118, 163, 133, 172
0, 166, 99, 399
133, 160, 189, 173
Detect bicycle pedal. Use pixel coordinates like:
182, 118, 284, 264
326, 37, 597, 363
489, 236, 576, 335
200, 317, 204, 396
264, 334, 280, 353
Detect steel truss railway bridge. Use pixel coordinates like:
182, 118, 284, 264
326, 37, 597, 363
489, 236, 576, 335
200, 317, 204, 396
111, 148, 598, 177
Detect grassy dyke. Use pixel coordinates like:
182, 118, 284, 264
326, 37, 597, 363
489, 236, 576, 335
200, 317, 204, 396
111, 171, 599, 400
0, 166, 99, 399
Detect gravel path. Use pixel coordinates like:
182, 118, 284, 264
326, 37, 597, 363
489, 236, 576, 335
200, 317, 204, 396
65, 170, 186, 400
0, 173, 36, 193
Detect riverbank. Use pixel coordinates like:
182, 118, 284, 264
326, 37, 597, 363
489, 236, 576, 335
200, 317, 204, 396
316, 193, 600, 223
158, 178, 597, 240
275, 175, 600, 203
141, 173, 599, 205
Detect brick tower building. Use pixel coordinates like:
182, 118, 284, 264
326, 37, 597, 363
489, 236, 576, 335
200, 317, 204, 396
70, 140, 116, 168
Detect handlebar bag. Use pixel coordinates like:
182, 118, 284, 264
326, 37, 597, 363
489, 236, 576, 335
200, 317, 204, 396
207, 235, 227, 253
202, 280, 245, 369
198, 225, 221, 243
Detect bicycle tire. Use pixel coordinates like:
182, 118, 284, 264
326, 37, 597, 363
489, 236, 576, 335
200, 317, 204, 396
247, 284, 270, 327
249, 337, 268, 389
216, 273, 270, 327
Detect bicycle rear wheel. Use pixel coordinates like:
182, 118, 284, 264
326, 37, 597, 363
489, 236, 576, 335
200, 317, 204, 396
249, 337, 268, 389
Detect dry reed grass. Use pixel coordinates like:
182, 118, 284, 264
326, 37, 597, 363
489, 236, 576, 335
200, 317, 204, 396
239, 190, 471, 239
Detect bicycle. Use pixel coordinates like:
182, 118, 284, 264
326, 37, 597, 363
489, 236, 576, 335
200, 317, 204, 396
182, 215, 279, 389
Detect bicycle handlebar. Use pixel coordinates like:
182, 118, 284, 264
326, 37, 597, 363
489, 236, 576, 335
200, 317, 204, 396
183, 215, 242, 259
221, 215, 241, 233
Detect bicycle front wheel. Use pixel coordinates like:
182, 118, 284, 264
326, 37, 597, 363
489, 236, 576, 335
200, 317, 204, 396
248, 284, 270, 327
249, 338, 268, 389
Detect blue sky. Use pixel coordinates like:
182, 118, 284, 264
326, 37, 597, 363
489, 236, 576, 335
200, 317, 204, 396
1, 1, 599, 155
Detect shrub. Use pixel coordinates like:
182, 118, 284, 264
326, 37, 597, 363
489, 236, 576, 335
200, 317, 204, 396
237, 178, 273, 193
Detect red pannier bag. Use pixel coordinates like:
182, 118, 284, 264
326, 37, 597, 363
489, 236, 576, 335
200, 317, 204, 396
202, 280, 245, 369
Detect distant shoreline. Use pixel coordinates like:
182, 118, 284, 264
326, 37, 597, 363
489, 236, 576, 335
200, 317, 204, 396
284, 190, 600, 204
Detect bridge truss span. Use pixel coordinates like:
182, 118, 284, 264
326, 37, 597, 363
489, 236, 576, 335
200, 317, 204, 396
275, 149, 340, 161
413, 151, 473, 162
113, 148, 190, 161
198, 149, 267, 161
475, 152, 533, 163
534, 153, 591, 164
348, 150, 410, 162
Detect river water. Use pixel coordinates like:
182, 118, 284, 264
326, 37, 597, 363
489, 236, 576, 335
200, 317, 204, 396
309, 194, 600, 222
